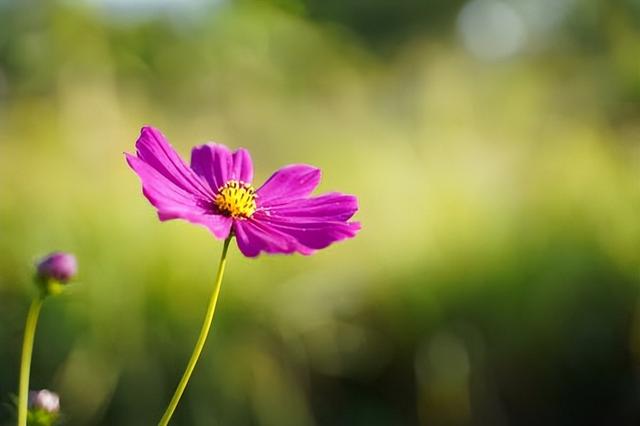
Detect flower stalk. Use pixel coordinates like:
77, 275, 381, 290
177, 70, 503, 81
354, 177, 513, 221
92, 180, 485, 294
18, 297, 44, 426
158, 236, 232, 426
17, 252, 76, 426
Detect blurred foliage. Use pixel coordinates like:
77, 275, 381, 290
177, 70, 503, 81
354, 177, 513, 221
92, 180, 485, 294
0, 0, 639, 425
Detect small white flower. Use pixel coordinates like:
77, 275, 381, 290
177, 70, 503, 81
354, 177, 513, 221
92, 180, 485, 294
28, 389, 60, 413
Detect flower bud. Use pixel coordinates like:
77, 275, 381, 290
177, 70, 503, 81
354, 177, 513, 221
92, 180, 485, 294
27, 390, 60, 426
35, 252, 77, 296
28, 390, 60, 413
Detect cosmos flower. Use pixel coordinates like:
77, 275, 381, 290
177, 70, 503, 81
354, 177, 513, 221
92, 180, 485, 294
126, 127, 360, 256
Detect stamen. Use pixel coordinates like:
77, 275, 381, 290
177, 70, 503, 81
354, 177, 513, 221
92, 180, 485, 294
214, 180, 257, 218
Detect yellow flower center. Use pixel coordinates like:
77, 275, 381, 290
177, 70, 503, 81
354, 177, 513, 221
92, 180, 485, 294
214, 180, 257, 218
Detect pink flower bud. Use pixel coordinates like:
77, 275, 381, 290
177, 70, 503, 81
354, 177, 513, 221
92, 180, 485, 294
36, 252, 77, 284
28, 389, 60, 413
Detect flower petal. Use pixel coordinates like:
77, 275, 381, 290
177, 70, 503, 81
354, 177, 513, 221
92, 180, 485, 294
253, 211, 360, 251
127, 153, 232, 239
231, 148, 254, 183
134, 126, 214, 200
260, 193, 358, 221
256, 165, 321, 207
190, 143, 232, 192
191, 144, 254, 192
126, 154, 203, 210
234, 219, 313, 257
235, 190, 360, 256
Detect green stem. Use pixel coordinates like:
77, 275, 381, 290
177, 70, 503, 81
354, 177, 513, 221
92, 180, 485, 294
158, 236, 232, 426
18, 297, 44, 426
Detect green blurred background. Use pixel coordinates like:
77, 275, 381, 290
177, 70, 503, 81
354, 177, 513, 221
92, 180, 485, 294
1, 0, 639, 425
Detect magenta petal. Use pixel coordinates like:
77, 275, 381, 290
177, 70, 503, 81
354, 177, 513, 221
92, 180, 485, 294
256, 165, 321, 207
234, 190, 360, 256
190, 143, 232, 192
127, 154, 203, 210
191, 144, 254, 192
230, 148, 253, 183
127, 153, 232, 239
134, 127, 214, 200
262, 193, 358, 221
253, 212, 360, 251
234, 219, 313, 257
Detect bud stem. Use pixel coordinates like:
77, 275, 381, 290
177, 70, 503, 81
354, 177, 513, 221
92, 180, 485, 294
18, 297, 44, 426
158, 236, 232, 426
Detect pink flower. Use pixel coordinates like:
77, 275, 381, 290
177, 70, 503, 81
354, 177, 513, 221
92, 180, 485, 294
28, 389, 60, 413
126, 127, 360, 256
